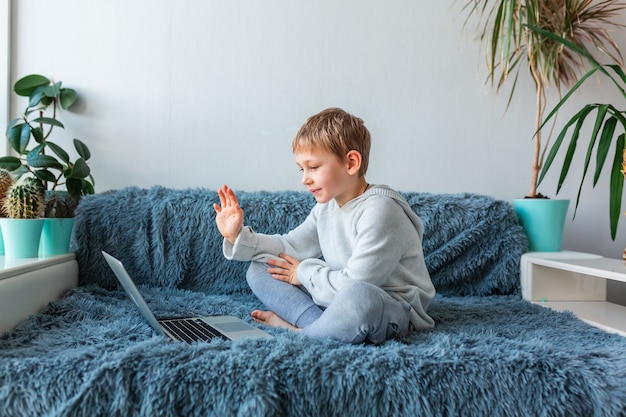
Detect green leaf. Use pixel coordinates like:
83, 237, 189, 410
13, 74, 50, 97
594, 116, 618, 185
59, 88, 77, 110
46, 141, 70, 164
557, 107, 594, 194
31, 117, 64, 128
30, 143, 46, 155
82, 179, 95, 195
73, 139, 91, 160
65, 177, 83, 199
33, 169, 57, 183
573, 105, 610, 215
40, 96, 53, 107
24, 107, 42, 118
609, 134, 625, 240
489, 1, 506, 85
26, 153, 63, 170
0, 156, 23, 171
539, 105, 593, 185
6, 117, 20, 132
31, 126, 44, 144
28, 86, 47, 108
68, 158, 90, 179
611, 105, 626, 127
42, 82, 61, 98
605, 65, 626, 97
6, 122, 25, 154
7, 123, 32, 154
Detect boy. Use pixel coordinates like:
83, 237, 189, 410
214, 108, 435, 344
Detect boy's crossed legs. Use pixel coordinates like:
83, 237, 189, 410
246, 262, 411, 344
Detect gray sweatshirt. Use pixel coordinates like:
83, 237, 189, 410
223, 185, 436, 330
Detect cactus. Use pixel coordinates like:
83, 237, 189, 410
3, 177, 45, 219
0, 169, 15, 217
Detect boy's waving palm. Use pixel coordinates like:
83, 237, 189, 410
213, 185, 244, 244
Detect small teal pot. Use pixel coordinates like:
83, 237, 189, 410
0, 218, 45, 258
39, 218, 76, 257
513, 199, 570, 252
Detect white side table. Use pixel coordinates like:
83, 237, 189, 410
0, 254, 78, 333
520, 251, 626, 336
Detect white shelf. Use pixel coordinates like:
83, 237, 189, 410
521, 251, 626, 337
0, 254, 77, 279
536, 301, 626, 337
0, 254, 78, 333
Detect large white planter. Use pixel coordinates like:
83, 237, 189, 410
0, 218, 45, 258
513, 199, 570, 252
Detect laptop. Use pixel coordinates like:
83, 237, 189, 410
102, 251, 272, 343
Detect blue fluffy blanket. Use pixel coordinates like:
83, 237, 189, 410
1, 187, 625, 417
73, 188, 525, 296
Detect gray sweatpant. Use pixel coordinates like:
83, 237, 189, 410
246, 262, 411, 344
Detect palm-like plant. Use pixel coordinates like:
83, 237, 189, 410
462, 0, 626, 198
535, 27, 626, 240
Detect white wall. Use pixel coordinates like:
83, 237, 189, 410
7, 0, 626, 261
0, 1, 9, 130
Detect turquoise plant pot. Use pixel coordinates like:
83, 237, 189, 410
513, 199, 570, 252
39, 218, 75, 257
0, 218, 45, 258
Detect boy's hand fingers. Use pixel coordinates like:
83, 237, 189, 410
217, 186, 227, 207
279, 253, 298, 264
226, 186, 239, 206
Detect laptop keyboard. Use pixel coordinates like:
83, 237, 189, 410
158, 318, 229, 343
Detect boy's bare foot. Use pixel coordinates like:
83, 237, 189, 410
251, 310, 301, 331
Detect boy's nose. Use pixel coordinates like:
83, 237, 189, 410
301, 173, 312, 185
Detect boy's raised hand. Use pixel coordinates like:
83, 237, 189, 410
213, 185, 244, 244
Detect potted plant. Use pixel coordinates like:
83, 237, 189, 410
40, 191, 81, 256
461, 0, 626, 251
0, 177, 46, 258
533, 28, 626, 243
0, 74, 95, 256
0, 169, 15, 255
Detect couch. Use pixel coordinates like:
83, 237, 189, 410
1, 186, 625, 417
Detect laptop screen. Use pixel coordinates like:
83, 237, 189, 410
102, 251, 167, 337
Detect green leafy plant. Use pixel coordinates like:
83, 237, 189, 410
461, 0, 626, 198
44, 191, 78, 218
535, 27, 626, 240
3, 177, 45, 219
0, 74, 94, 214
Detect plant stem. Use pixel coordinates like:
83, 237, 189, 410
528, 42, 546, 198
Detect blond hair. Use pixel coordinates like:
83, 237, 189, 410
292, 108, 371, 177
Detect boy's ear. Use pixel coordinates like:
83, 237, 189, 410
345, 150, 362, 175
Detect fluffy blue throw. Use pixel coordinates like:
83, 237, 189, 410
0, 187, 625, 417
73, 187, 526, 296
